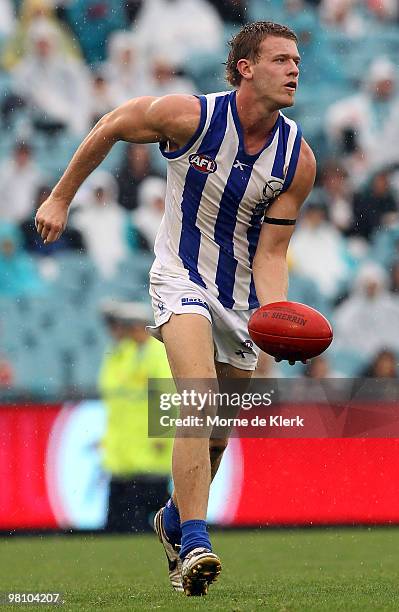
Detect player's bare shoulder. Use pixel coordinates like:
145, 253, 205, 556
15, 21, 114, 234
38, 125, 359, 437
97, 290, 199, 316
147, 95, 202, 149
98, 94, 202, 148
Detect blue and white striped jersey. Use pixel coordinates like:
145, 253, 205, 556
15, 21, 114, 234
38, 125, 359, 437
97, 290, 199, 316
151, 90, 302, 310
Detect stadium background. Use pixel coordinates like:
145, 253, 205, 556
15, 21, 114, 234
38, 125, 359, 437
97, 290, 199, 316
1, 0, 399, 533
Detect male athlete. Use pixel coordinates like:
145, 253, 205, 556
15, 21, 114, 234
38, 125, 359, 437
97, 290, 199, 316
35, 22, 315, 596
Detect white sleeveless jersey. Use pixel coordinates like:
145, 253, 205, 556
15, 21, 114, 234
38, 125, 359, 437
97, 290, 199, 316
151, 90, 302, 310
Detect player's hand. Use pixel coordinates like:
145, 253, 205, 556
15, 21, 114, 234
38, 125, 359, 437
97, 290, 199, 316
275, 357, 307, 366
35, 195, 70, 244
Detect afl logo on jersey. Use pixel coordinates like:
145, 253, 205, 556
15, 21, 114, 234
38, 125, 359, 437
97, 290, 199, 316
189, 153, 217, 174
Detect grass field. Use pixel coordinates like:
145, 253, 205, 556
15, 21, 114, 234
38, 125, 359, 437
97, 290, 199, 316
1, 528, 399, 611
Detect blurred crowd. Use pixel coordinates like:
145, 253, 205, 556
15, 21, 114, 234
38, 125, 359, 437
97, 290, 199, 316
1, 0, 399, 393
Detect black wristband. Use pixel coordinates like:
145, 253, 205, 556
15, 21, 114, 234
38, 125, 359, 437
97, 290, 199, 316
263, 217, 297, 226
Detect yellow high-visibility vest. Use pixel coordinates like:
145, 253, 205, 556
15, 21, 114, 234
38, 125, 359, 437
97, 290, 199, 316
98, 337, 172, 477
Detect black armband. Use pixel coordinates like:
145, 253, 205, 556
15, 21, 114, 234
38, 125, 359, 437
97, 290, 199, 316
263, 216, 297, 226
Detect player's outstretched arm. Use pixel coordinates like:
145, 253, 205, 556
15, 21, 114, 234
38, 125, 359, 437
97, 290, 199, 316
252, 139, 316, 305
35, 95, 201, 243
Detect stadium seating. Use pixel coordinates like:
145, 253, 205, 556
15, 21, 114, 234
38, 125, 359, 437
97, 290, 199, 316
0, 250, 153, 395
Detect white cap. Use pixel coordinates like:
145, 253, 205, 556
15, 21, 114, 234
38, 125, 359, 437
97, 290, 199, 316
87, 170, 119, 201
368, 56, 396, 85
101, 300, 153, 324
354, 262, 388, 292
137, 176, 167, 210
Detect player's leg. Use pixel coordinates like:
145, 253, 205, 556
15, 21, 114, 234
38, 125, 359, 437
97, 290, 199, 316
160, 312, 222, 595
207, 299, 259, 481
151, 281, 255, 594
163, 335, 252, 515
169, 363, 252, 595
160, 363, 252, 551
161, 312, 216, 522
209, 362, 253, 480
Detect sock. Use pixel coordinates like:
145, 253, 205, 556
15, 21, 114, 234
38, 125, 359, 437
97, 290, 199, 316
180, 519, 212, 560
163, 498, 182, 545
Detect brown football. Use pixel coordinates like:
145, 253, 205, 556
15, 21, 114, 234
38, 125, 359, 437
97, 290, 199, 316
248, 301, 333, 361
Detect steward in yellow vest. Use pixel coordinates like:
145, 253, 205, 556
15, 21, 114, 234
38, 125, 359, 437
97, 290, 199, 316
98, 301, 172, 532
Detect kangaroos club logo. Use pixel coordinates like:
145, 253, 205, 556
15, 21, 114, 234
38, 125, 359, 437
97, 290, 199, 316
189, 153, 217, 174
254, 178, 285, 216
262, 178, 284, 203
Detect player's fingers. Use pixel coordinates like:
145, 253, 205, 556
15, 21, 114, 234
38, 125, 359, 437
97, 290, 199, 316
45, 233, 60, 245
45, 226, 62, 244
40, 223, 53, 242
44, 230, 59, 244
35, 212, 45, 227
36, 216, 48, 234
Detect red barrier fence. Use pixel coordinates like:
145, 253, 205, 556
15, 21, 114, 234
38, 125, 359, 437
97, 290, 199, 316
1, 402, 399, 530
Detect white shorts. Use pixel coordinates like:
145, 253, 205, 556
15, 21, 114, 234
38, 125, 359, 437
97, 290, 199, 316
147, 273, 260, 371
